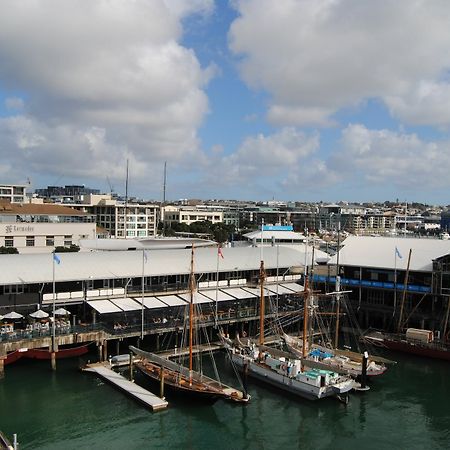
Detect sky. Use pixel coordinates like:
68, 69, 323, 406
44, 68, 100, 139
1, 0, 450, 204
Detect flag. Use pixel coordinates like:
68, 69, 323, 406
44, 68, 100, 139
218, 246, 224, 259
53, 253, 61, 265
395, 247, 402, 259
143, 250, 148, 263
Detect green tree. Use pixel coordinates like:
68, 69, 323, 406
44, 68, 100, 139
0, 246, 19, 254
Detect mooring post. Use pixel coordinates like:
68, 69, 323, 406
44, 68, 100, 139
361, 351, 368, 389
51, 343, 58, 371
160, 367, 165, 399
243, 362, 249, 400
129, 352, 134, 382
0, 357, 5, 380
102, 340, 108, 362
98, 342, 103, 362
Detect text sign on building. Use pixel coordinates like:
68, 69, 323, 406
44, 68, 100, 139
5, 225, 35, 234
262, 225, 293, 231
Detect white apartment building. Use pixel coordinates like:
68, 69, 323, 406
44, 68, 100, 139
162, 206, 224, 227
0, 202, 96, 253
0, 184, 27, 203
92, 198, 158, 238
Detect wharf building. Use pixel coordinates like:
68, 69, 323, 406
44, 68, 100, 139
0, 201, 96, 253
315, 236, 450, 336
0, 183, 28, 203
0, 246, 310, 372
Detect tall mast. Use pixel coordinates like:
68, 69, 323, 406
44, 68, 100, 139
334, 221, 341, 349
163, 161, 167, 204
397, 248, 412, 333
302, 274, 309, 362
259, 260, 266, 346
189, 244, 195, 381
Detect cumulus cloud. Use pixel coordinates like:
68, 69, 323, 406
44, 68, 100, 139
0, 0, 214, 192
332, 124, 450, 189
200, 127, 320, 197
229, 0, 450, 127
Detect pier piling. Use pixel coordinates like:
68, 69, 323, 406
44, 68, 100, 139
129, 352, 134, 382
160, 367, 165, 399
0, 357, 4, 380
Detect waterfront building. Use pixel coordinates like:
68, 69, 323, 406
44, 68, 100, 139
242, 225, 306, 246
0, 201, 96, 253
315, 236, 450, 334
161, 205, 224, 227
34, 185, 100, 204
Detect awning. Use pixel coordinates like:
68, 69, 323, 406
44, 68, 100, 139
87, 300, 122, 314
223, 287, 257, 300
110, 297, 142, 311
282, 282, 304, 293
177, 292, 212, 305
200, 289, 236, 302
265, 284, 298, 295
156, 295, 188, 307
132, 297, 168, 310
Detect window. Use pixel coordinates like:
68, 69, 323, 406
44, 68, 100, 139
46, 236, 54, 246
64, 235, 72, 246
26, 236, 35, 247
5, 237, 14, 247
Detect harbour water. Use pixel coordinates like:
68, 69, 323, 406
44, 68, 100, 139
0, 350, 449, 449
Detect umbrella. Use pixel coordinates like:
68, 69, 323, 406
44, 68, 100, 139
2, 311, 24, 320
54, 308, 71, 316
29, 309, 50, 319
0, 315, 3, 321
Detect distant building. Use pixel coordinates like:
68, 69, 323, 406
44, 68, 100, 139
34, 185, 100, 204
0, 183, 27, 203
162, 206, 224, 227
0, 201, 96, 253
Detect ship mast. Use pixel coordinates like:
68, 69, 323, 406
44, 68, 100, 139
397, 248, 412, 333
189, 244, 195, 383
259, 260, 266, 346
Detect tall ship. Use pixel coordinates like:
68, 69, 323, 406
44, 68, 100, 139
223, 261, 355, 403
132, 245, 249, 404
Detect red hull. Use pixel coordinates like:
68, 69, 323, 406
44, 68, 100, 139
25, 344, 90, 360
5, 350, 25, 366
383, 339, 450, 361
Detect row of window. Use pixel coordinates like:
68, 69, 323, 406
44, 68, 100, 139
3, 235, 73, 247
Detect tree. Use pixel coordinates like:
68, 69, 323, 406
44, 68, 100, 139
54, 244, 80, 253
0, 246, 19, 254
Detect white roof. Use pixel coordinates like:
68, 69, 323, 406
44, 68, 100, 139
282, 282, 304, 293
110, 297, 142, 311
330, 236, 450, 272
132, 297, 168, 310
0, 246, 310, 285
87, 300, 122, 314
265, 284, 298, 295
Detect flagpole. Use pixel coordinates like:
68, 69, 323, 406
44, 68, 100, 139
52, 252, 56, 353
141, 249, 145, 340
393, 248, 397, 318
215, 244, 220, 328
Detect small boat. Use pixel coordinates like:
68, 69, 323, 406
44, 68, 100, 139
131, 346, 249, 403
24, 343, 91, 360
363, 329, 450, 361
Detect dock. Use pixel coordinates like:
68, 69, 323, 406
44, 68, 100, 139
158, 342, 223, 359
82, 362, 168, 411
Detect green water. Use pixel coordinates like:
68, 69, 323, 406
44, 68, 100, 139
0, 351, 449, 450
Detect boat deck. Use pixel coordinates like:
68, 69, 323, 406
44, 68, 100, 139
82, 362, 168, 411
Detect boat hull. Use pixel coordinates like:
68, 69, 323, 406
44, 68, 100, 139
4, 350, 25, 366
381, 339, 450, 361
24, 343, 91, 360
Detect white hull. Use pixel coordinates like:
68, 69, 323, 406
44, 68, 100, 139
231, 350, 354, 401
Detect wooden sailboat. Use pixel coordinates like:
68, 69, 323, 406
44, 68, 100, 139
224, 260, 355, 402
364, 249, 450, 361
132, 245, 249, 403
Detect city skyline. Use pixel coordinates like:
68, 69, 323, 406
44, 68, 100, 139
1, 1, 450, 203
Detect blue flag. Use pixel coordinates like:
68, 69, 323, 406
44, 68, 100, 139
53, 253, 61, 265
395, 247, 402, 259
143, 250, 148, 263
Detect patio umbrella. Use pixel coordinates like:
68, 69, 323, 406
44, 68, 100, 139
29, 309, 50, 319
54, 308, 71, 316
2, 311, 24, 320
0, 315, 3, 321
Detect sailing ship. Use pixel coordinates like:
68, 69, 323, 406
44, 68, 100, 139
363, 249, 450, 361
131, 245, 249, 403
223, 260, 355, 402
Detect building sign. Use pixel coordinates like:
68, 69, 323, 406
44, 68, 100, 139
262, 225, 293, 231
5, 225, 35, 234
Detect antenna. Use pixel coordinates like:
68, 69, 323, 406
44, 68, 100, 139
124, 159, 129, 239
162, 161, 167, 204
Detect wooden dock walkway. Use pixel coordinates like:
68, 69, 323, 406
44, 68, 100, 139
82, 362, 168, 411
158, 342, 223, 359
